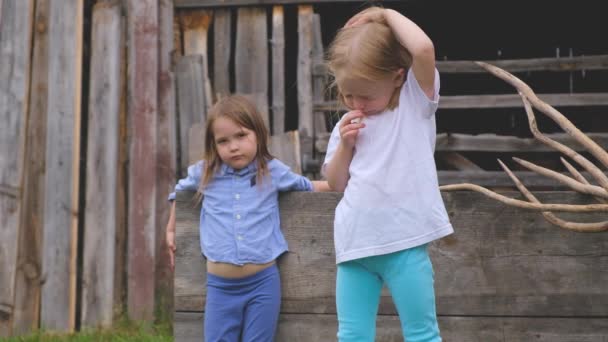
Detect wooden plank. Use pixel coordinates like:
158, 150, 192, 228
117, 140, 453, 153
314, 93, 608, 111
436, 54, 608, 73
176, 0, 402, 7
0, 0, 35, 336
437, 171, 602, 189
312, 13, 327, 138
176, 55, 206, 174
156, 0, 178, 323
11, 0, 47, 335
438, 152, 483, 171
126, 0, 158, 322
316, 132, 608, 153
81, 1, 123, 328
181, 9, 213, 107
175, 312, 608, 341
235, 7, 269, 126
175, 191, 608, 317
271, 6, 285, 135
212, 8, 230, 99
297, 5, 313, 137
40, 0, 82, 332
435, 132, 608, 152
270, 131, 302, 174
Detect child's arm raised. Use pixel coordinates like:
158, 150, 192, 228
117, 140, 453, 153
347, 8, 436, 99
324, 111, 365, 192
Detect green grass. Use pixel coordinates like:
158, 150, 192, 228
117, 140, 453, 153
2, 319, 172, 342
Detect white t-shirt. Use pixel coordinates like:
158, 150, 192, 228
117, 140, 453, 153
323, 68, 453, 264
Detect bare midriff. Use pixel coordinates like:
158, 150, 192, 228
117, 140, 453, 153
207, 260, 275, 279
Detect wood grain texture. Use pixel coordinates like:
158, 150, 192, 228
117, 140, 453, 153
235, 7, 269, 126
176, 0, 402, 7
81, 1, 123, 328
40, 0, 83, 332
297, 5, 313, 137
175, 312, 608, 341
126, 0, 158, 322
212, 8, 230, 99
0, 0, 34, 336
271, 6, 285, 135
11, 0, 47, 335
175, 191, 608, 316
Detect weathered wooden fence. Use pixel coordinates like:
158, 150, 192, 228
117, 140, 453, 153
175, 190, 608, 341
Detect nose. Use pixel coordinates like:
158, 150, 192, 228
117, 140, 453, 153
229, 140, 239, 151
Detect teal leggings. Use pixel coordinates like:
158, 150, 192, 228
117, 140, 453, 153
336, 244, 441, 342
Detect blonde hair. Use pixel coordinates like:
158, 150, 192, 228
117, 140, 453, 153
199, 95, 273, 192
327, 7, 412, 110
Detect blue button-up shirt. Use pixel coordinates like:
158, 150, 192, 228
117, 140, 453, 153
169, 158, 313, 265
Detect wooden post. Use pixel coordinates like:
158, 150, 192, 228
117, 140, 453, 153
235, 7, 269, 127
297, 6, 313, 138
156, 0, 177, 324
213, 8, 231, 99
271, 6, 285, 135
0, 0, 35, 336
40, 0, 83, 332
176, 55, 207, 174
126, 0, 158, 322
81, 1, 123, 328
12, 0, 47, 335
181, 10, 213, 107
312, 13, 327, 141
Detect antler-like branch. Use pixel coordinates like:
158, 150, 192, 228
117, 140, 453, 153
440, 62, 608, 232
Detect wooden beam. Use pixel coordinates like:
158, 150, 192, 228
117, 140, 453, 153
0, 0, 35, 336
437, 171, 601, 189
175, 191, 608, 317
176, 0, 402, 8
235, 7, 269, 126
270, 131, 302, 174
438, 152, 484, 171
271, 5, 285, 135
212, 8, 231, 99
12, 0, 47, 335
436, 55, 608, 73
181, 9, 213, 107
40, 0, 82, 332
156, 0, 177, 323
297, 5, 313, 137
314, 93, 608, 111
126, 0, 158, 322
312, 13, 327, 138
175, 312, 608, 342
81, 1, 123, 329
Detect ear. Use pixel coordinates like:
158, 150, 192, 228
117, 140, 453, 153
393, 68, 405, 87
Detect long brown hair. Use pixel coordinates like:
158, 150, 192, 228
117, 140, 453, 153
199, 95, 273, 193
326, 6, 412, 110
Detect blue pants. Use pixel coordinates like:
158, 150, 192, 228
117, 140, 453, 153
336, 244, 441, 342
204, 264, 281, 342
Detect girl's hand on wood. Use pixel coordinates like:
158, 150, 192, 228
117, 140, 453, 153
339, 110, 365, 149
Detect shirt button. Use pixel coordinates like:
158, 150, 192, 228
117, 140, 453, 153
236, 214, 241, 220
237, 235, 243, 241
235, 194, 240, 200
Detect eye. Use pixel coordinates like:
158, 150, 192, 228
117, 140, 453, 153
237, 132, 247, 138
216, 138, 227, 145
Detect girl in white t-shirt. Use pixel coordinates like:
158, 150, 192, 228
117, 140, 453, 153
323, 6, 453, 342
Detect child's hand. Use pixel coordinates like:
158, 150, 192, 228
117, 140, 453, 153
339, 110, 365, 149
345, 7, 386, 27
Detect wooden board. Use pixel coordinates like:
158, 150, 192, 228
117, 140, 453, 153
176, 0, 403, 7
271, 6, 285, 135
40, 0, 83, 332
235, 7, 269, 126
212, 8, 230, 99
270, 131, 302, 174
437, 171, 603, 189
11, 0, 48, 335
175, 312, 608, 342
181, 9, 213, 107
175, 191, 608, 317
436, 55, 608, 73
176, 55, 207, 174
0, 0, 35, 336
315, 93, 608, 111
297, 5, 313, 137
126, 0, 158, 322
81, 1, 123, 328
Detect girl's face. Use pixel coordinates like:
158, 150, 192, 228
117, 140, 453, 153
338, 70, 404, 116
212, 117, 258, 170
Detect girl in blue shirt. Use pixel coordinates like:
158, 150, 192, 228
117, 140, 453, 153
166, 94, 329, 342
